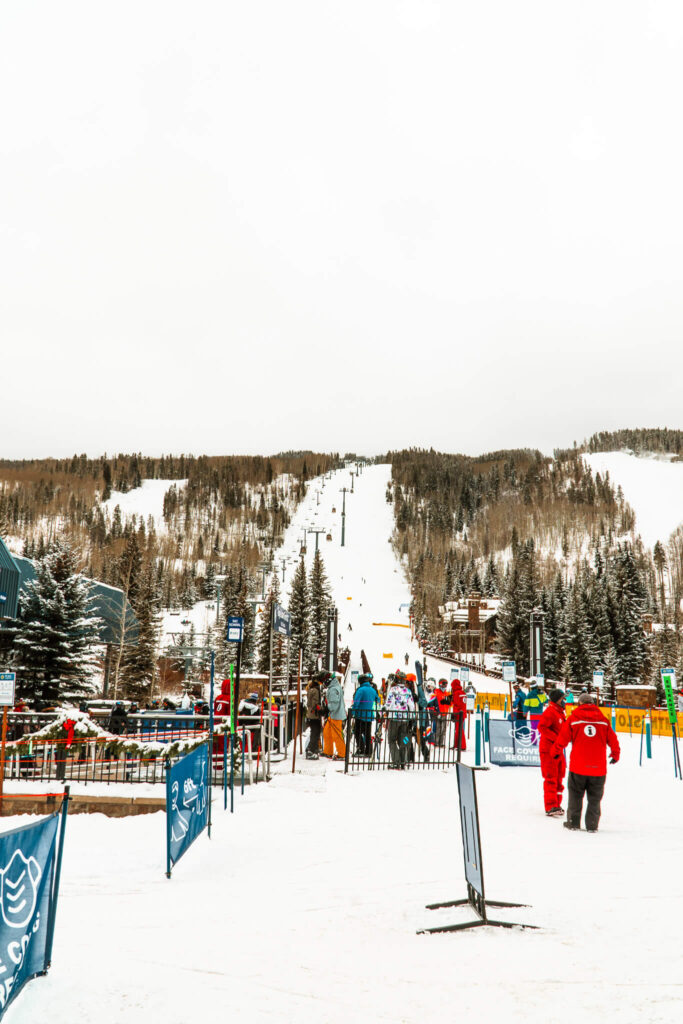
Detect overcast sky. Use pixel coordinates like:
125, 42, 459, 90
2, 1, 683, 460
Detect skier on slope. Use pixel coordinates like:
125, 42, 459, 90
537, 688, 567, 817
553, 692, 620, 832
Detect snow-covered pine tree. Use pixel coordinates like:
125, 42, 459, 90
288, 557, 310, 667
483, 556, 499, 597
121, 559, 161, 700
256, 573, 284, 676
308, 550, 332, 672
610, 545, 648, 684
13, 541, 103, 704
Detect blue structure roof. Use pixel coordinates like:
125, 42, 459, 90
0, 537, 20, 621
9, 552, 138, 646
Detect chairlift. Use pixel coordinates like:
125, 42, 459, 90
331, 506, 336, 513
326, 533, 332, 541
181, 619, 191, 626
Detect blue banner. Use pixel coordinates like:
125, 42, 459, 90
0, 812, 60, 1017
488, 719, 540, 766
166, 743, 209, 872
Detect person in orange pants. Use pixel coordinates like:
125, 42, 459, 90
321, 672, 347, 759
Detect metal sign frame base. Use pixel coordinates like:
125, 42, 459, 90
419, 883, 536, 933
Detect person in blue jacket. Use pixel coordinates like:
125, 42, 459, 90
512, 684, 527, 734
352, 672, 378, 755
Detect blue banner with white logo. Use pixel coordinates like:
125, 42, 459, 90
0, 812, 60, 1017
166, 743, 209, 873
488, 719, 541, 766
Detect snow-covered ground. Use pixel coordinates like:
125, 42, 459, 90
585, 451, 683, 550
10, 461, 683, 1024
11, 734, 683, 1024
102, 479, 187, 532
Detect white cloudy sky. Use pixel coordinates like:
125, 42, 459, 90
2, 1, 683, 459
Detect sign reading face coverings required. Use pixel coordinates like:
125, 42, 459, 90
166, 744, 209, 870
488, 719, 541, 767
0, 812, 60, 1016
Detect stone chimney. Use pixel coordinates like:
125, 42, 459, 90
468, 593, 481, 631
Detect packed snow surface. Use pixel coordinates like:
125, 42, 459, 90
10, 743, 683, 1024
585, 451, 683, 549
102, 479, 186, 531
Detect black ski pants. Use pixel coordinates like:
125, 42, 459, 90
355, 719, 372, 755
567, 771, 606, 830
388, 720, 410, 766
306, 718, 321, 755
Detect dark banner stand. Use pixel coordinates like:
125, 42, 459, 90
418, 763, 536, 933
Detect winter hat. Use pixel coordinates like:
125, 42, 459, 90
394, 671, 406, 683
549, 688, 565, 704
405, 673, 417, 683
578, 692, 597, 704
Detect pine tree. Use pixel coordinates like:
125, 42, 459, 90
121, 560, 161, 700
308, 550, 332, 672
256, 574, 284, 676
610, 545, 647, 684
13, 541, 103, 704
288, 557, 310, 667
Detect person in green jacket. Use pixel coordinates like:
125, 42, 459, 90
524, 682, 548, 724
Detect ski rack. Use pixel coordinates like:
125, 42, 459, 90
418, 762, 537, 934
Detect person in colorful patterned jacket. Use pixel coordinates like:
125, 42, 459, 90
384, 671, 416, 769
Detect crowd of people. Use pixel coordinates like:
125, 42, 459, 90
304, 668, 476, 767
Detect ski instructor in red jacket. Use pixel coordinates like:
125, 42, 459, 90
553, 692, 620, 832
537, 688, 567, 817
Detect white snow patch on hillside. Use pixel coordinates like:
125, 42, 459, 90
584, 451, 683, 550
102, 479, 186, 531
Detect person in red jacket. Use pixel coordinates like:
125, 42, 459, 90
433, 680, 450, 746
538, 688, 567, 817
450, 680, 467, 752
554, 692, 620, 832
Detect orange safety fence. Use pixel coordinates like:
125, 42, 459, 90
471, 693, 682, 736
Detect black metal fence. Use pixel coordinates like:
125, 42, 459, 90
344, 709, 466, 772
2, 706, 305, 785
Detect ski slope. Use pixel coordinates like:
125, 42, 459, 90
276, 463, 423, 683
102, 478, 186, 532
585, 451, 683, 550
